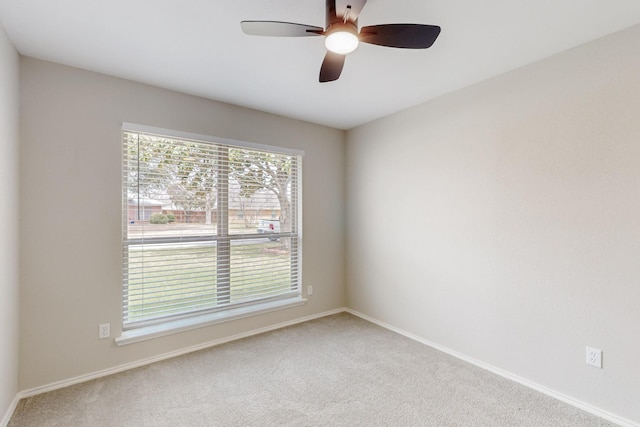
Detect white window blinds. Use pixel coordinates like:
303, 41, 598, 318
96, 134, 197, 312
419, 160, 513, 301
122, 125, 302, 329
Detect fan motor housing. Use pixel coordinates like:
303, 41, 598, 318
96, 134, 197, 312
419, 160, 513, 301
325, 21, 358, 37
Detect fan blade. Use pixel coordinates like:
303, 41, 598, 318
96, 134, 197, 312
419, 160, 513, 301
336, 0, 367, 22
241, 21, 323, 37
319, 51, 346, 82
359, 24, 441, 48
326, 0, 340, 26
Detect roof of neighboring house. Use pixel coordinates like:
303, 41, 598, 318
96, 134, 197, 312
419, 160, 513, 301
128, 186, 282, 211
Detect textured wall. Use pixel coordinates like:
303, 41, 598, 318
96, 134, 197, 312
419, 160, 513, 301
19, 58, 346, 390
0, 22, 19, 423
346, 25, 640, 423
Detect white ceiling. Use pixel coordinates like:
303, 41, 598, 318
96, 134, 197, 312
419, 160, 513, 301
1, 0, 640, 130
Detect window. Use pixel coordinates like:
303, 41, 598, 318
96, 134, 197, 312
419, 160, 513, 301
122, 124, 303, 332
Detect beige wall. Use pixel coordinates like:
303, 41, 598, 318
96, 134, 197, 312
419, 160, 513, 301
19, 58, 346, 390
0, 23, 20, 422
346, 25, 640, 423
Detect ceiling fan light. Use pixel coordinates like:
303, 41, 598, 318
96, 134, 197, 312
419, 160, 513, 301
325, 31, 359, 54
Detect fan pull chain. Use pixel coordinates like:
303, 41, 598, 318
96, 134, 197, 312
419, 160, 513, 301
343, 5, 352, 23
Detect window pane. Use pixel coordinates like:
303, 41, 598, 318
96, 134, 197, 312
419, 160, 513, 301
227, 148, 297, 236
228, 238, 298, 303
125, 242, 217, 323
125, 131, 218, 239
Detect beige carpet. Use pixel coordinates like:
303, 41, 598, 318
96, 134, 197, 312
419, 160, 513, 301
9, 313, 615, 426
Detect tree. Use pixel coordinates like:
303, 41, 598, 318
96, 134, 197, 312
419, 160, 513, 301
229, 149, 295, 248
127, 133, 296, 240
126, 133, 173, 202
230, 189, 268, 228
126, 133, 217, 224
170, 142, 217, 224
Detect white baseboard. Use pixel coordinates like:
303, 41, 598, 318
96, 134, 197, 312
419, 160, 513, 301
15, 307, 632, 426
345, 308, 638, 427
17, 307, 347, 399
1, 394, 21, 427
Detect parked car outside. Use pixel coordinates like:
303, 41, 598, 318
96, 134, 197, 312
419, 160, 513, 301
257, 219, 280, 241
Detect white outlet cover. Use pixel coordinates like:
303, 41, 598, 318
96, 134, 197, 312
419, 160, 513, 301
99, 323, 111, 339
586, 346, 602, 368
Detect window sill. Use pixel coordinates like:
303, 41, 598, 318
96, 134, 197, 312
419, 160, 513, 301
115, 297, 307, 346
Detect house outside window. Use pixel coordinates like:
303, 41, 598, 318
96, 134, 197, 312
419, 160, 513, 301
122, 124, 303, 331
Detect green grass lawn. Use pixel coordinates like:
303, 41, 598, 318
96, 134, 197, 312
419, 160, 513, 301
125, 239, 295, 324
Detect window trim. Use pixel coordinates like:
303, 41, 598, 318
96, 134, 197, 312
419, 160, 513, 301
120, 123, 305, 341
122, 123, 305, 157
115, 296, 306, 346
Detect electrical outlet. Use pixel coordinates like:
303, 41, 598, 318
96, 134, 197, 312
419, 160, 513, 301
307, 285, 313, 296
99, 323, 111, 339
586, 346, 602, 368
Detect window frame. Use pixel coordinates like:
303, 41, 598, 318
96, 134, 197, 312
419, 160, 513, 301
119, 123, 304, 343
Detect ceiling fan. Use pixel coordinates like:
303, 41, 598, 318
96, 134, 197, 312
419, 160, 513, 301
241, 0, 441, 82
